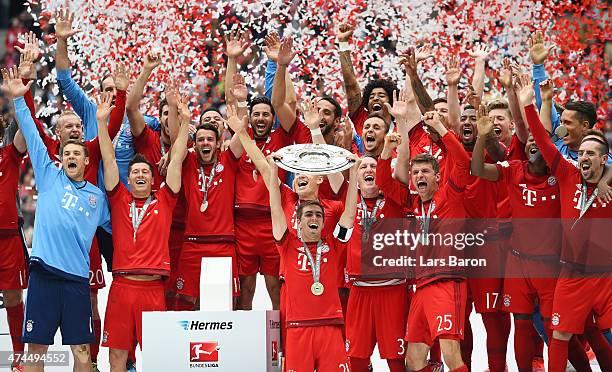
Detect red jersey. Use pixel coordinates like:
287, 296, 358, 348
349, 106, 368, 137
107, 183, 178, 276
496, 160, 561, 257
346, 191, 406, 282
0, 144, 24, 233
133, 126, 170, 190
24, 89, 125, 186
182, 149, 239, 241
276, 229, 348, 327
526, 104, 611, 270
506, 134, 527, 162
235, 126, 295, 212
409, 122, 448, 183
377, 132, 469, 287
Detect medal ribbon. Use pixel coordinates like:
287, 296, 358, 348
360, 195, 383, 240
199, 163, 217, 209
131, 196, 153, 241
420, 200, 435, 244
300, 240, 322, 285
572, 182, 598, 229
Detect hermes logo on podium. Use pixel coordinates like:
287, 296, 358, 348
190, 342, 220, 367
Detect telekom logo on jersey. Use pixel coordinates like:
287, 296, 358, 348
297, 246, 329, 272
61, 192, 78, 210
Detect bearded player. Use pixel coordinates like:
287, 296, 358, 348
269, 145, 358, 371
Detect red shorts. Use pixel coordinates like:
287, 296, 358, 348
406, 280, 467, 346
468, 277, 504, 313
89, 236, 105, 290
0, 233, 28, 290
235, 214, 279, 277
502, 253, 557, 317
346, 284, 409, 359
176, 242, 240, 298
165, 226, 184, 293
551, 275, 612, 334
285, 326, 349, 372
102, 276, 165, 350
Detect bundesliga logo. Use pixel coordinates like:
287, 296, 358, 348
190, 342, 220, 367
26, 320, 34, 332
552, 313, 561, 326
102, 331, 108, 343
345, 339, 350, 353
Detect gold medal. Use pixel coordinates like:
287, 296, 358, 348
200, 200, 208, 213
311, 282, 324, 296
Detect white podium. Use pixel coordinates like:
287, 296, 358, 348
142, 257, 281, 372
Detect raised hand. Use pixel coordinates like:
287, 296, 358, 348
445, 56, 461, 86
415, 44, 434, 63
539, 79, 554, 102
277, 36, 296, 67
18, 49, 37, 79
337, 23, 355, 42
383, 132, 402, 153
263, 32, 281, 62
347, 154, 362, 170
230, 74, 248, 102
224, 26, 249, 59
469, 44, 493, 61
15, 31, 41, 61
300, 99, 321, 130
465, 85, 481, 108
499, 58, 513, 89
96, 92, 115, 123
476, 104, 493, 135
516, 73, 534, 107
112, 63, 129, 91
226, 103, 248, 133
143, 51, 161, 72
165, 81, 179, 107
384, 89, 411, 119
399, 47, 417, 74
1, 66, 33, 98
54, 7, 81, 41
528, 30, 554, 65
177, 96, 191, 124
423, 111, 445, 135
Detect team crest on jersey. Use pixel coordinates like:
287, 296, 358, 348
176, 277, 185, 291
88, 195, 97, 207
503, 294, 511, 308
26, 320, 34, 332
215, 163, 224, 173
547, 176, 557, 186
320, 244, 330, 253
551, 313, 560, 326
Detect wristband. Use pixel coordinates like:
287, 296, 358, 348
237, 101, 248, 108
338, 42, 351, 52
309, 127, 322, 136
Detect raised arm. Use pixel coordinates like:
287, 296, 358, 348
223, 27, 249, 106
164, 81, 180, 145
165, 98, 191, 194
225, 104, 248, 159
339, 156, 360, 228
96, 93, 119, 191
263, 32, 280, 99
400, 47, 434, 114
301, 99, 345, 192
538, 79, 554, 134
15, 31, 40, 80
271, 37, 297, 132
445, 56, 462, 134
376, 136, 408, 206
499, 58, 528, 144
529, 30, 560, 131
127, 52, 160, 138
268, 156, 287, 240
471, 104, 501, 181
337, 23, 362, 116
2, 67, 55, 190
469, 45, 491, 99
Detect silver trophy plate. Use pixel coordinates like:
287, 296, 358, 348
274, 143, 355, 175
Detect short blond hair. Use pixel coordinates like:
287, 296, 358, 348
56, 110, 81, 127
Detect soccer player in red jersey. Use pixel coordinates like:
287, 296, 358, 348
175, 103, 247, 310
98, 88, 189, 370
269, 146, 358, 371
517, 78, 612, 372
0, 107, 28, 371
377, 111, 470, 372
